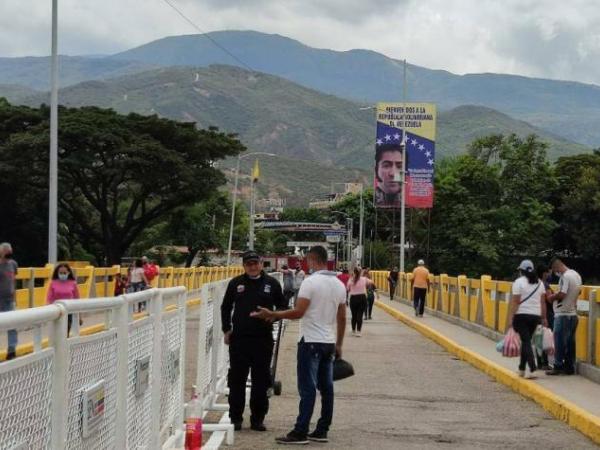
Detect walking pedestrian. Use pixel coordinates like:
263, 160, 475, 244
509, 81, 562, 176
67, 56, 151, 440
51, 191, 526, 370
47, 263, 80, 335
114, 272, 126, 296
507, 260, 547, 379
293, 263, 306, 305
388, 266, 399, 300
411, 259, 430, 317
347, 267, 373, 337
282, 265, 295, 306
251, 245, 346, 445
142, 256, 159, 287
221, 250, 287, 432
129, 259, 149, 292
0, 243, 18, 360
546, 257, 582, 376
363, 268, 376, 320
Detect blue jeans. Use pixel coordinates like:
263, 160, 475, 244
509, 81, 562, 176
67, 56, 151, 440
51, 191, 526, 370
294, 339, 335, 436
0, 299, 18, 351
554, 315, 578, 373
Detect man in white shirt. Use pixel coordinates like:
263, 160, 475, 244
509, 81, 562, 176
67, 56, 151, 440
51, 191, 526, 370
546, 257, 582, 376
251, 246, 346, 445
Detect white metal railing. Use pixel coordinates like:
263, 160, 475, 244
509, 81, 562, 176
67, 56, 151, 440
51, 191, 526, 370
0, 275, 285, 449
0, 287, 189, 450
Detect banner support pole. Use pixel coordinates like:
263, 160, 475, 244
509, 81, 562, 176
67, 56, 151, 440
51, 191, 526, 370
399, 59, 407, 273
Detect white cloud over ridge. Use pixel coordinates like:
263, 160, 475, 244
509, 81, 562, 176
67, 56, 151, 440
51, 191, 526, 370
2, 0, 600, 85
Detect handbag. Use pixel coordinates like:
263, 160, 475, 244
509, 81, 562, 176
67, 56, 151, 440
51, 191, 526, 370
542, 327, 555, 355
532, 325, 544, 356
333, 358, 355, 381
502, 328, 521, 358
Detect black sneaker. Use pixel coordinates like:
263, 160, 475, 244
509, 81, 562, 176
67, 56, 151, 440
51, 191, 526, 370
251, 422, 267, 432
276, 430, 309, 445
308, 430, 329, 442
545, 368, 564, 376
233, 422, 242, 431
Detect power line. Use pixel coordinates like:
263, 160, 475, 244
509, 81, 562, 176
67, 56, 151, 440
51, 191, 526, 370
161, 0, 254, 73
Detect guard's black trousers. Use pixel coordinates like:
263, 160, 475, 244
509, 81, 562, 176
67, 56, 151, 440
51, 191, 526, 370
228, 336, 273, 424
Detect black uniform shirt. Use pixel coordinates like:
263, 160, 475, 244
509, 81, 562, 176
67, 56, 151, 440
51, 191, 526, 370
221, 272, 287, 338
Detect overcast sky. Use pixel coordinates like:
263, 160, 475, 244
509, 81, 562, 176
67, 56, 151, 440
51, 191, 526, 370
2, 0, 600, 85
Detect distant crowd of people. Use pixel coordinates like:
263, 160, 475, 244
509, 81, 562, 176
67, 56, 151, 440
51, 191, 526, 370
0, 244, 160, 360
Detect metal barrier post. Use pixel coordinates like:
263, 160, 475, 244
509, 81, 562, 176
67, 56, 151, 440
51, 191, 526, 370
114, 296, 129, 448
588, 290, 598, 365
51, 305, 69, 449
27, 268, 35, 309
150, 289, 163, 450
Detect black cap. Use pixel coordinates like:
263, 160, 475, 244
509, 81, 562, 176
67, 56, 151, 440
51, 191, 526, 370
242, 250, 260, 263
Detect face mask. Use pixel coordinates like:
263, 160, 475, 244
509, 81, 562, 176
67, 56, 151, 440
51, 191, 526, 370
3, 252, 12, 258
554, 272, 561, 277
58, 273, 69, 281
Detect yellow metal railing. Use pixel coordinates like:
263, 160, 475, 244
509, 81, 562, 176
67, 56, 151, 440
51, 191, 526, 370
372, 270, 600, 369
13, 264, 244, 309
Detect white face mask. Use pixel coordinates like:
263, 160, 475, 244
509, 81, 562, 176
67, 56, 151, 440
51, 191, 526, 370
58, 273, 69, 281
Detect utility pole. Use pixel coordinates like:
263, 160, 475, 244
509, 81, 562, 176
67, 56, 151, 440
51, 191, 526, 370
347, 218, 354, 269
399, 59, 407, 273
226, 157, 241, 266
48, 0, 59, 263
358, 184, 364, 266
249, 179, 255, 250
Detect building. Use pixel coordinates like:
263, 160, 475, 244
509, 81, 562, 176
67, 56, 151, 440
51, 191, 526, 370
309, 182, 363, 209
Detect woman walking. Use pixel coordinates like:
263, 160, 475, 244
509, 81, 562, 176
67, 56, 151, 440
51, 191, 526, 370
47, 263, 80, 335
346, 268, 374, 336
363, 268, 376, 320
507, 260, 548, 378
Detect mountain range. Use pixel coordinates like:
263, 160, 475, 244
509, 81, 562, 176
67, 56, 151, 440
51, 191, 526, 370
0, 31, 596, 206
6, 65, 587, 165
1, 30, 599, 148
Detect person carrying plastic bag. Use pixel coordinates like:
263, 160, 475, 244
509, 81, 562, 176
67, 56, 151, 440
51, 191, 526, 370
506, 260, 548, 379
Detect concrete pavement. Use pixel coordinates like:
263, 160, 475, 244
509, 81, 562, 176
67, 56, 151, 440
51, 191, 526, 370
222, 303, 598, 449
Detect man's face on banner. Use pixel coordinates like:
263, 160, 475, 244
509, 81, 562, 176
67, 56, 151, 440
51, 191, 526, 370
377, 149, 403, 195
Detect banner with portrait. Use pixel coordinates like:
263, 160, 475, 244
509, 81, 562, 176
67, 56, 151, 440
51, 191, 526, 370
374, 102, 436, 209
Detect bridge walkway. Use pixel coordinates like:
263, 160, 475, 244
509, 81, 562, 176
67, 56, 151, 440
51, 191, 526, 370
223, 298, 598, 449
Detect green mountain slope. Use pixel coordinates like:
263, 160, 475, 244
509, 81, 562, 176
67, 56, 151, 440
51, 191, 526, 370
0, 55, 158, 90
113, 31, 600, 147
220, 156, 370, 208
12, 65, 586, 164
3, 31, 600, 147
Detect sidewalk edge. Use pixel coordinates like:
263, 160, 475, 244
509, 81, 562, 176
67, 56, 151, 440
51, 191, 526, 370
376, 300, 600, 445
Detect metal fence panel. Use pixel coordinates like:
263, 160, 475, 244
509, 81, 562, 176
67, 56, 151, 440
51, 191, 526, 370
65, 330, 118, 450
0, 349, 54, 450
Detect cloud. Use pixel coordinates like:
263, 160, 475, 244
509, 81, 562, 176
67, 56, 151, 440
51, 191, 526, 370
1, 0, 600, 85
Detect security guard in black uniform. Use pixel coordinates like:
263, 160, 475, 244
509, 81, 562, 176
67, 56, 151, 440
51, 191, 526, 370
221, 250, 287, 431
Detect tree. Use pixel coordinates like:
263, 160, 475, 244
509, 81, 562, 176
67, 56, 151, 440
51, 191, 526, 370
0, 102, 245, 263
162, 192, 246, 266
430, 134, 558, 278
553, 151, 600, 260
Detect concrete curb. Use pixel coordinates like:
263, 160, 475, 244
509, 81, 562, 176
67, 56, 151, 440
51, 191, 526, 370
376, 300, 600, 445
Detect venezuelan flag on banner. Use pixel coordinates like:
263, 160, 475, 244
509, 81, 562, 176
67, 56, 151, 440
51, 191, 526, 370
374, 102, 436, 209
252, 159, 260, 183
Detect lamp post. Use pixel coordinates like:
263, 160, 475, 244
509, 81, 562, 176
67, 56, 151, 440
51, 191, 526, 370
330, 210, 355, 269
48, 0, 59, 263
330, 183, 365, 266
226, 152, 276, 265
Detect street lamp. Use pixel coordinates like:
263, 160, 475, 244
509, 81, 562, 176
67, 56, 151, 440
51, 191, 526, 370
330, 211, 354, 268
226, 152, 276, 266
48, 0, 59, 263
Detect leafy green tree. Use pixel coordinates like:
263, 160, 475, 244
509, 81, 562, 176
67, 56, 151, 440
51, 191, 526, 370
553, 151, 600, 260
0, 102, 245, 263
